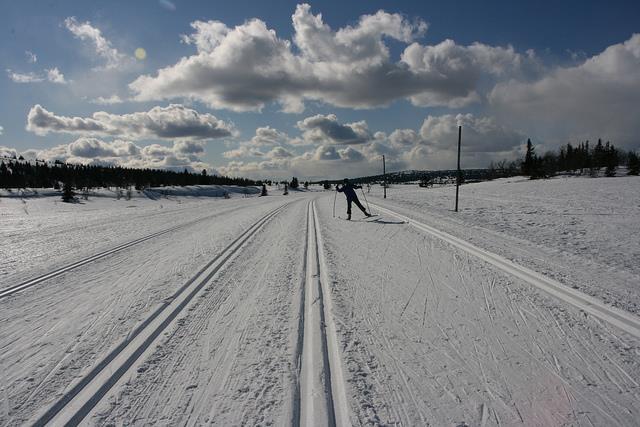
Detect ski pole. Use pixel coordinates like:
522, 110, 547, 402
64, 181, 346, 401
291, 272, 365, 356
332, 189, 337, 218
360, 187, 371, 214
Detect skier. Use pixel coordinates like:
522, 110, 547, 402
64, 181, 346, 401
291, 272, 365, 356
336, 178, 372, 220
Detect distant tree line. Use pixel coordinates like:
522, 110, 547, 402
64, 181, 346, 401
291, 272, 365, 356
490, 138, 639, 179
0, 157, 259, 190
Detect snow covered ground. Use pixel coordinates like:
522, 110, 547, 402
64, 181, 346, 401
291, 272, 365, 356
367, 175, 640, 315
1, 176, 639, 426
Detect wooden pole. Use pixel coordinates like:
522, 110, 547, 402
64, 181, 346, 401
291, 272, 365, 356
383, 155, 387, 199
455, 125, 461, 212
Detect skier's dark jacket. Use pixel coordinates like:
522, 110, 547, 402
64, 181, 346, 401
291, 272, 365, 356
337, 183, 361, 200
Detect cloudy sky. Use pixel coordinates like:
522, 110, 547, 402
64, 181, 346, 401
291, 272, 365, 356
1, 0, 638, 180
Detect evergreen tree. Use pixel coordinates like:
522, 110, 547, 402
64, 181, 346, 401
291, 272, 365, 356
199, 169, 208, 184
62, 182, 74, 202
522, 139, 535, 176
604, 142, 619, 177
593, 139, 605, 169
289, 176, 299, 189
628, 151, 639, 175
260, 184, 268, 196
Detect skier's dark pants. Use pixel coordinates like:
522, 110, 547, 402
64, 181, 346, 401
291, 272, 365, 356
347, 197, 367, 216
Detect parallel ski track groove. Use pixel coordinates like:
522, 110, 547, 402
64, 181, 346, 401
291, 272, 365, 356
298, 199, 350, 426
0, 204, 253, 300
290, 201, 310, 426
313, 201, 351, 426
371, 203, 640, 340
31, 202, 289, 426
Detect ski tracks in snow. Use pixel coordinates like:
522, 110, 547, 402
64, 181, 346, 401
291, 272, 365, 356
296, 200, 350, 426
316, 196, 640, 425
28, 203, 288, 426
372, 203, 640, 340
0, 203, 254, 300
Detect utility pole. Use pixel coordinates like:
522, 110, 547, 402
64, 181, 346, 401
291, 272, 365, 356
455, 125, 461, 212
383, 155, 387, 199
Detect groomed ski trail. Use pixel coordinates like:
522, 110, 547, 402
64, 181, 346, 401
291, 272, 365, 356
371, 203, 640, 339
298, 199, 350, 426
31, 203, 288, 426
0, 203, 253, 300
316, 195, 640, 425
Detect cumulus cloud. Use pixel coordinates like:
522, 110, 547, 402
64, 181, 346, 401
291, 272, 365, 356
296, 114, 372, 145
26, 104, 234, 140
401, 40, 539, 107
222, 126, 293, 159
489, 33, 640, 149
129, 4, 533, 112
266, 146, 294, 159
46, 67, 67, 84
134, 17, 309, 112
64, 17, 127, 69
389, 128, 421, 148
13, 138, 211, 172
7, 68, 67, 84
218, 144, 375, 180
386, 113, 525, 170
222, 145, 265, 159
245, 126, 290, 147
67, 137, 139, 158
217, 112, 524, 179
419, 113, 524, 153
220, 114, 374, 174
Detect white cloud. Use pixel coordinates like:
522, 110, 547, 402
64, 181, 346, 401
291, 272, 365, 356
389, 129, 421, 148
245, 126, 290, 147
67, 137, 139, 158
129, 4, 533, 112
7, 69, 44, 83
133, 17, 308, 112
217, 112, 524, 179
218, 144, 377, 180
91, 95, 124, 105
401, 39, 539, 107
387, 113, 525, 170
266, 146, 294, 159
419, 113, 523, 152
489, 33, 640, 149
26, 104, 235, 140
296, 114, 372, 145
25, 51, 37, 63
223, 145, 265, 159
0, 146, 19, 159
20, 138, 210, 172
46, 67, 67, 84
222, 126, 293, 159
7, 68, 67, 84
64, 17, 127, 69
0, 125, 3, 135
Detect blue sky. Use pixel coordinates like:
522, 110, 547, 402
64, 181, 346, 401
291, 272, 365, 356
1, 0, 638, 179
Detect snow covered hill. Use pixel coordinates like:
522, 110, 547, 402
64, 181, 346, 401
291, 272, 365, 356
1, 176, 639, 425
